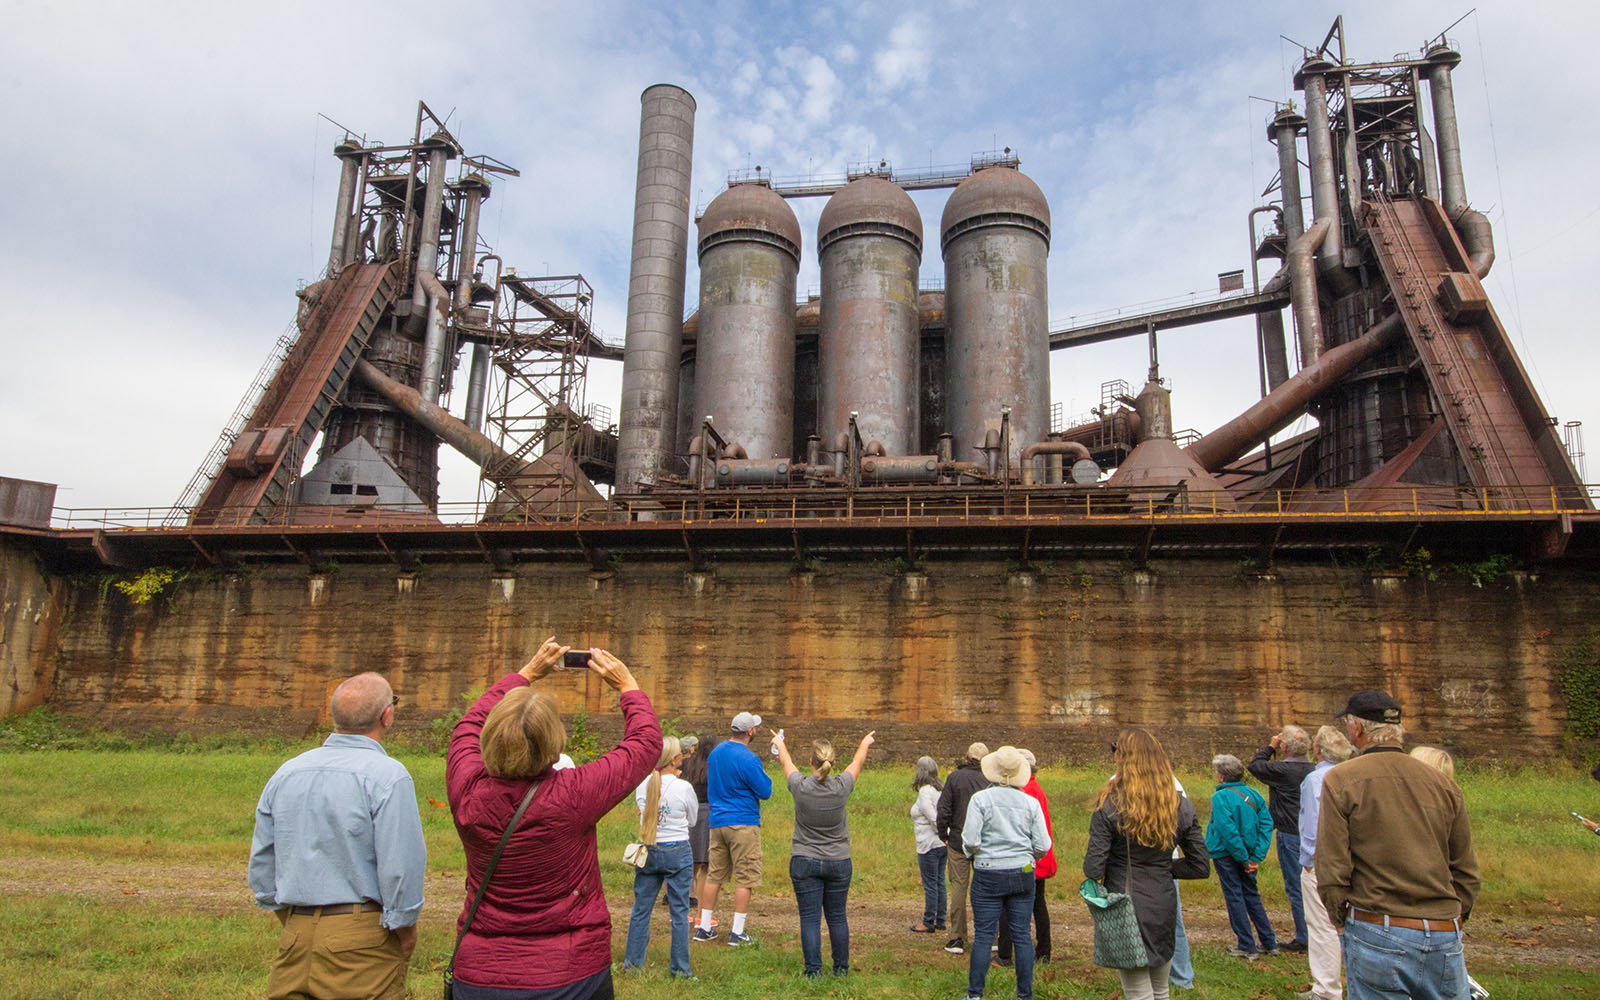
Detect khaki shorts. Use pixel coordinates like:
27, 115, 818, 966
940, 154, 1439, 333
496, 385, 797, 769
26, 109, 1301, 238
707, 825, 763, 888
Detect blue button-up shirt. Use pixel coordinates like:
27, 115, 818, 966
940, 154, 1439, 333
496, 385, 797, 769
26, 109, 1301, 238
1298, 759, 1336, 869
248, 733, 426, 929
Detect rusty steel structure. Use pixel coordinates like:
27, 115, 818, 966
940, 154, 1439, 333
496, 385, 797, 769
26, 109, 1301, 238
162, 16, 1587, 546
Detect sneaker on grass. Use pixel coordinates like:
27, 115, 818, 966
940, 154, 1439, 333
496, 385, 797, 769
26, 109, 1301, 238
944, 937, 965, 954
726, 931, 754, 946
692, 927, 718, 943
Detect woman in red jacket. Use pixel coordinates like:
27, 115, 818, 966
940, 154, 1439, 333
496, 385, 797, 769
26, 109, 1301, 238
996, 747, 1056, 965
446, 637, 662, 1000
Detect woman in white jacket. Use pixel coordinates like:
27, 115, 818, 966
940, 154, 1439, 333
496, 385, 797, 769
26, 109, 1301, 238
909, 755, 946, 934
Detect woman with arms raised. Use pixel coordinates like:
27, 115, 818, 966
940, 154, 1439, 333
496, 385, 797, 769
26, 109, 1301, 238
772, 728, 875, 978
1083, 729, 1210, 1000
446, 638, 662, 1000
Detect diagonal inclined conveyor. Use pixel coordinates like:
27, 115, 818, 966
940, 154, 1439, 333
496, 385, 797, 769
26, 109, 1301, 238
1362, 197, 1582, 499
191, 263, 400, 525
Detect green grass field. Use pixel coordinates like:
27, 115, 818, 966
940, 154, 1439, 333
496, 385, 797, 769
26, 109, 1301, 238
0, 746, 1594, 999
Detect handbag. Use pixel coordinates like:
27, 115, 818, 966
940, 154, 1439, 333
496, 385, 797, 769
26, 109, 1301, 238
1080, 877, 1150, 969
622, 841, 650, 868
1079, 830, 1149, 969
442, 777, 545, 1000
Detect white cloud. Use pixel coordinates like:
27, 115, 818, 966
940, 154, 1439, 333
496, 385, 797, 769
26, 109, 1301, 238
873, 14, 932, 90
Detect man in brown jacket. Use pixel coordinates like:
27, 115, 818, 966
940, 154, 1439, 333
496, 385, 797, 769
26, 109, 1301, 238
1315, 689, 1479, 1000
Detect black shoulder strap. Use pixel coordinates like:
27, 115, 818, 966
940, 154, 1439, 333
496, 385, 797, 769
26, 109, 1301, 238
447, 777, 545, 974
1228, 786, 1261, 811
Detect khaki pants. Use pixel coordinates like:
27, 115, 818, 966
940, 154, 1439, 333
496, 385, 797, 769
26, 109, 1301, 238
947, 848, 972, 941
268, 908, 407, 1000
1300, 866, 1344, 1000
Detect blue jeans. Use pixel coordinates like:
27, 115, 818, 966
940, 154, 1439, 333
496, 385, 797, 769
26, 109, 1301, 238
790, 855, 852, 976
1342, 916, 1468, 1000
1215, 856, 1276, 952
968, 867, 1035, 1000
1276, 831, 1308, 946
918, 847, 948, 927
623, 841, 693, 977
1169, 880, 1193, 987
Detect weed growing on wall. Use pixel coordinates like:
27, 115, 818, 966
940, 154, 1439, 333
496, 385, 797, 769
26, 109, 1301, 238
1556, 631, 1600, 765
113, 567, 178, 604
566, 705, 600, 762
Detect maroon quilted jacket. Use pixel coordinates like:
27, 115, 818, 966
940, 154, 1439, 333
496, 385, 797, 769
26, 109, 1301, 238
446, 673, 661, 989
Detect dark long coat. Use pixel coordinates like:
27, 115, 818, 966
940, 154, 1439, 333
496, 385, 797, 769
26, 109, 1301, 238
1082, 794, 1210, 965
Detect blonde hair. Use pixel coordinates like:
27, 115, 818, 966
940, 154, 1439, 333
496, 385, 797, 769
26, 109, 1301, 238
1094, 729, 1179, 850
639, 736, 682, 845
1409, 745, 1456, 779
811, 740, 836, 779
480, 688, 566, 780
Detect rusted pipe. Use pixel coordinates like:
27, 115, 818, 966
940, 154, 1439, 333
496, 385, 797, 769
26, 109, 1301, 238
328, 145, 361, 274
1453, 207, 1495, 278
720, 443, 748, 460
416, 270, 451, 402
1019, 440, 1091, 486
1289, 217, 1332, 366
1186, 313, 1404, 471
686, 434, 704, 485
354, 358, 514, 473
864, 440, 886, 457
833, 430, 850, 478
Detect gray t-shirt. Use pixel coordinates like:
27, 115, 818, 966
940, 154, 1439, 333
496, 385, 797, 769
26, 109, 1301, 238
788, 770, 856, 860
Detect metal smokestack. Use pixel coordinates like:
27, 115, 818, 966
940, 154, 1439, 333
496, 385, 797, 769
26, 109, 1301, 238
1270, 109, 1306, 243
1298, 59, 1343, 272
455, 174, 492, 429
328, 142, 362, 273
414, 133, 457, 402
615, 84, 696, 492
1425, 44, 1467, 218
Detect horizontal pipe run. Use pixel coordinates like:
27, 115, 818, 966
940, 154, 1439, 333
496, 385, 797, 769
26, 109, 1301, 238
1019, 441, 1091, 486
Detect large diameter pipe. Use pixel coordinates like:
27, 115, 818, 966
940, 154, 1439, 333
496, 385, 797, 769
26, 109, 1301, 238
355, 358, 521, 475
1270, 110, 1306, 243
456, 178, 491, 428
327, 144, 361, 273
1187, 313, 1404, 471
1426, 46, 1468, 218
416, 271, 451, 403
1289, 217, 1332, 366
1455, 207, 1495, 278
1019, 440, 1091, 486
410, 140, 451, 314
615, 84, 696, 491
1299, 62, 1344, 272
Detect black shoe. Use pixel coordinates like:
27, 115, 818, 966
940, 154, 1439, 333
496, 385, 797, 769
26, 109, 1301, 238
1281, 940, 1307, 953
944, 937, 965, 954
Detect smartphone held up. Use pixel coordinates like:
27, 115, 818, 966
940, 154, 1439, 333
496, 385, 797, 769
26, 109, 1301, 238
562, 650, 592, 670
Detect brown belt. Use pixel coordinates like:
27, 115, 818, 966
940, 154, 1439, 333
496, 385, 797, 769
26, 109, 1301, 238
1349, 907, 1460, 932
288, 902, 382, 916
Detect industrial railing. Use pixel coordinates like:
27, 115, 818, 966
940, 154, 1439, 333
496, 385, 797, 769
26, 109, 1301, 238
46, 483, 1600, 533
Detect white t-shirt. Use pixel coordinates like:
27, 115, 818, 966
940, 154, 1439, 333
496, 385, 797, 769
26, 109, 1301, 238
635, 772, 699, 843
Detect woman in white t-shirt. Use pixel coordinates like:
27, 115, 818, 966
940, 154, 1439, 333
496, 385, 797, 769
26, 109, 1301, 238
621, 736, 698, 978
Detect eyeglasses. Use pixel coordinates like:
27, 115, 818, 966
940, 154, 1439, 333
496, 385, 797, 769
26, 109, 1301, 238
390, 696, 401, 708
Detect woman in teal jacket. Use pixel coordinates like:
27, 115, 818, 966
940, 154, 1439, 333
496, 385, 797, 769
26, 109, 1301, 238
1204, 753, 1277, 959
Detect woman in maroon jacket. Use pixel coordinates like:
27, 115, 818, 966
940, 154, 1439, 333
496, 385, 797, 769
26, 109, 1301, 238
446, 637, 662, 1000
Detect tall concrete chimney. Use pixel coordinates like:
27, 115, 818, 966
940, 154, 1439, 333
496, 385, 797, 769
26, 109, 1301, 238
615, 84, 696, 492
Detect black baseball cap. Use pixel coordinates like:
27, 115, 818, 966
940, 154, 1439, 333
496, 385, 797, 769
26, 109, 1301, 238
1338, 689, 1402, 724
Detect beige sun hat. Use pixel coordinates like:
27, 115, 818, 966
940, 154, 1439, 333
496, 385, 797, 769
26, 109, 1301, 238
981, 745, 1030, 788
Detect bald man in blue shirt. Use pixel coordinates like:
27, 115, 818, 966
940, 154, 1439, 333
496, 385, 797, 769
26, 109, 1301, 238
249, 672, 426, 1000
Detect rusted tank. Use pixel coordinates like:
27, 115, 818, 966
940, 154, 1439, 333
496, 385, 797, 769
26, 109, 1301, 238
692, 183, 801, 461
940, 167, 1051, 467
817, 177, 923, 455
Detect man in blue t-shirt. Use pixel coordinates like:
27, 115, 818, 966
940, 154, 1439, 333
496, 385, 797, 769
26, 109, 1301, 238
694, 711, 773, 946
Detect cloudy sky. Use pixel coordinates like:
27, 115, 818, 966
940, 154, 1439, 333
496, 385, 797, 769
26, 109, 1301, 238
3, 0, 1595, 511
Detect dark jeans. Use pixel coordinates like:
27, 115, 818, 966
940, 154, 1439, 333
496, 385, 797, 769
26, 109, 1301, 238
918, 847, 948, 927
996, 876, 1050, 960
1276, 830, 1308, 946
451, 966, 613, 1000
969, 867, 1036, 1000
790, 855, 852, 975
1215, 855, 1277, 952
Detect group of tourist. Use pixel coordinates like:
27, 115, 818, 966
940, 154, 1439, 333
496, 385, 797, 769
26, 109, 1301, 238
245, 639, 1487, 1000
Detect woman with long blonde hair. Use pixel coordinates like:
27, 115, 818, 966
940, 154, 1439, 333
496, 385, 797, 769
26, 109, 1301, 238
621, 735, 697, 978
1083, 729, 1210, 1000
